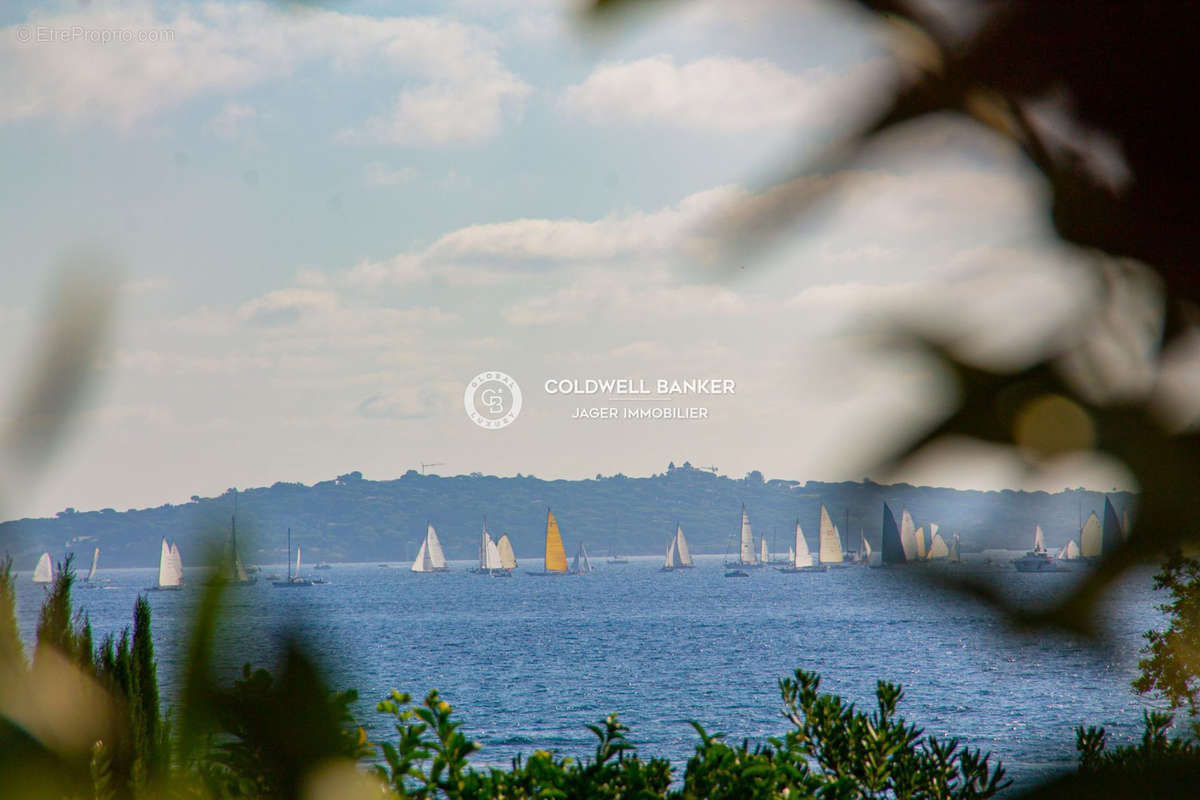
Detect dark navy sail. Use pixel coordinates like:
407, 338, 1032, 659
1102, 497, 1123, 555
881, 503, 906, 564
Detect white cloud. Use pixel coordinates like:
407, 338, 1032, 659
427, 185, 738, 263
110, 348, 271, 375
0, 2, 528, 144
209, 102, 256, 140
562, 55, 883, 132
503, 276, 746, 326
121, 276, 169, 296
236, 288, 338, 326
355, 387, 446, 420
341, 74, 530, 146
364, 162, 417, 187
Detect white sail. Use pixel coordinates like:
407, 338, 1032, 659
170, 543, 184, 583
928, 533, 949, 559
497, 535, 517, 569
32, 552, 53, 584
426, 524, 447, 569
572, 542, 593, 573
1058, 539, 1080, 560
739, 507, 754, 565
675, 525, 693, 566
295, 545, 302, 576
484, 536, 502, 570
818, 505, 844, 564
87, 548, 99, 581
1080, 512, 1102, 558
899, 509, 918, 560
788, 546, 796, 563
1033, 524, 1046, 552
949, 533, 961, 562
663, 536, 677, 569
158, 539, 183, 587
915, 527, 927, 560
411, 538, 432, 572
794, 521, 813, 568
157, 538, 172, 586
759, 536, 769, 564
478, 522, 494, 570
863, 537, 873, 557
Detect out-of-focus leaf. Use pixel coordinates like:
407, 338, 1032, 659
881, 335, 1200, 634
2, 259, 117, 479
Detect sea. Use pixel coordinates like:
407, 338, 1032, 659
11, 554, 1164, 792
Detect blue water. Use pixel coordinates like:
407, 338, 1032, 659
12, 556, 1162, 789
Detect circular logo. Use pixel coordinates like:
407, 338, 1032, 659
464, 371, 522, 429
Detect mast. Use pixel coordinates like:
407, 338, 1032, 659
287, 527, 292, 581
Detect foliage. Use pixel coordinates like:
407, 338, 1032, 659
0, 554, 24, 674
679, 670, 1007, 800
1006, 712, 1200, 799
200, 650, 372, 799
374, 690, 672, 799
1133, 552, 1200, 714
368, 669, 1005, 800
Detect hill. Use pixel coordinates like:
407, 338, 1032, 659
0, 463, 1135, 568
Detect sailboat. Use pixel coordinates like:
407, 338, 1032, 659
1058, 539, 1080, 560
79, 547, 104, 588
1101, 497, 1123, 556
528, 509, 569, 575
1014, 523, 1067, 572
32, 552, 53, 584
148, 538, 183, 590
210, 513, 256, 585
899, 508, 918, 561
473, 520, 508, 576
927, 532, 950, 560
878, 504, 906, 567
273, 528, 312, 587
661, 523, 695, 571
778, 520, 826, 573
411, 523, 450, 573
948, 533, 962, 563
497, 534, 518, 571
724, 505, 757, 576
1080, 511, 1103, 558
86, 547, 99, 581
571, 542, 594, 574
759, 535, 769, 566
818, 505, 847, 567
914, 526, 928, 560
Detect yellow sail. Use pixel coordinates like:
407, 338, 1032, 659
545, 509, 568, 572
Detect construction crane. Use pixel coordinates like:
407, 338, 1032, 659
420, 462, 444, 474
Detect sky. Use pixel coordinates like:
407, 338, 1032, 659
0, 0, 1136, 519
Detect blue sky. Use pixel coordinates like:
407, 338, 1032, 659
0, 0, 1126, 518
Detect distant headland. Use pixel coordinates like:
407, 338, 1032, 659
1, 463, 1135, 569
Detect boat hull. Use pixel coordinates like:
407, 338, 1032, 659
724, 570, 749, 578
776, 565, 829, 573
1013, 553, 1069, 573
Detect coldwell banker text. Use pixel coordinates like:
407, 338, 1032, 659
544, 378, 735, 421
